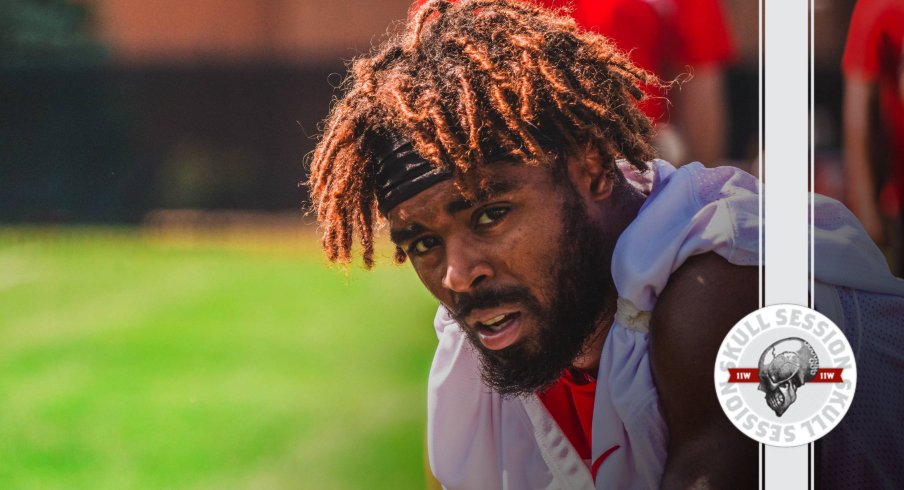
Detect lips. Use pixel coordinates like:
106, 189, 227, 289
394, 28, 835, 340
471, 310, 523, 350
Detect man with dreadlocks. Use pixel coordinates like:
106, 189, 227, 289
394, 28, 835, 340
308, 1, 904, 488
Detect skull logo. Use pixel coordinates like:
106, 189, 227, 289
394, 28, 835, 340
757, 338, 819, 417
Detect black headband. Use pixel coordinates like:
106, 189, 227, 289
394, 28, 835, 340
374, 139, 452, 215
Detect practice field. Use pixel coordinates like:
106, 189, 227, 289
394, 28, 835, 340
0, 227, 439, 489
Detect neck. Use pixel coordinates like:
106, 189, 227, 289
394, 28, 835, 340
571, 288, 617, 375
571, 180, 646, 375
606, 178, 647, 239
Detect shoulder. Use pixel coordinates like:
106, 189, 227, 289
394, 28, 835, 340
649, 252, 758, 489
652, 252, 758, 345
650, 252, 757, 400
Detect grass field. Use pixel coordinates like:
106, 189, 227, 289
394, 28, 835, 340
0, 227, 440, 489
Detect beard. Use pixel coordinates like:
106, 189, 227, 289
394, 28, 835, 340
448, 188, 615, 397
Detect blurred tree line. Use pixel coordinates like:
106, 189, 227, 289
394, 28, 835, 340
0, 0, 127, 222
0, 0, 105, 64
0, 0, 333, 223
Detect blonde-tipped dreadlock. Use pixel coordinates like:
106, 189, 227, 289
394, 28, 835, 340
307, 0, 662, 268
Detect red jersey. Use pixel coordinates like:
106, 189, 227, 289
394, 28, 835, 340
409, 0, 735, 120
537, 368, 623, 482
842, 0, 904, 194
536, 0, 736, 120
537, 368, 596, 461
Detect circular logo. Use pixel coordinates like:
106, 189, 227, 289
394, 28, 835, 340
713, 304, 857, 447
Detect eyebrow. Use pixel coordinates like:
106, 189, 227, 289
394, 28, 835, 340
389, 179, 522, 245
445, 180, 521, 215
390, 223, 426, 246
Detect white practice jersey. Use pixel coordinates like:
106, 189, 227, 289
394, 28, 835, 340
426, 160, 904, 489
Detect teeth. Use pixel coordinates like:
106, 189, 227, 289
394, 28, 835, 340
485, 314, 506, 326
767, 393, 784, 410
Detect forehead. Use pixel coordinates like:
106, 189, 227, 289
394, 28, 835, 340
387, 163, 560, 228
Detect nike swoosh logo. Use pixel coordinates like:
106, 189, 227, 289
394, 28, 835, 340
591, 444, 621, 481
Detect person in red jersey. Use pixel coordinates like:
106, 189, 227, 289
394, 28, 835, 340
535, 0, 736, 166
410, 0, 737, 166
842, 0, 904, 272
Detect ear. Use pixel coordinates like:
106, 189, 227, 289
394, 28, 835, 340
566, 146, 616, 202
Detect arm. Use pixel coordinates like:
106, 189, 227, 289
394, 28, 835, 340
650, 253, 758, 489
672, 66, 729, 167
667, 0, 735, 167
842, 75, 883, 243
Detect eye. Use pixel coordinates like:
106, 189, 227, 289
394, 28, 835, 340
408, 236, 441, 256
475, 206, 509, 226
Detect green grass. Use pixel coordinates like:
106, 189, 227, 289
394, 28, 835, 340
0, 227, 440, 489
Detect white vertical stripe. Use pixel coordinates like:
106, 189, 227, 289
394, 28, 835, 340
763, 0, 811, 487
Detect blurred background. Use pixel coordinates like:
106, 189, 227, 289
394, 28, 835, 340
0, 0, 888, 488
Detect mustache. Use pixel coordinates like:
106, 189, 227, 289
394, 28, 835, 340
449, 286, 535, 321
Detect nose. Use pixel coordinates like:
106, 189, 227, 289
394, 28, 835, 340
441, 239, 493, 293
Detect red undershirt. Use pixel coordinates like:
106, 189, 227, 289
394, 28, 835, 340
538, 369, 623, 481
537, 368, 597, 461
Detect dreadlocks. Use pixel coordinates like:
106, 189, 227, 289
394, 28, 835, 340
307, 0, 661, 268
